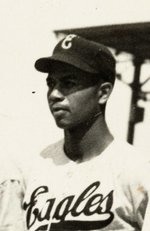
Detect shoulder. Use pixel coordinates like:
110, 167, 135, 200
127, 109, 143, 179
24, 140, 67, 187
111, 139, 149, 165
40, 139, 64, 159
40, 139, 69, 165
112, 139, 150, 189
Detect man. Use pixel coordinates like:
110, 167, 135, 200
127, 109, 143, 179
23, 34, 150, 230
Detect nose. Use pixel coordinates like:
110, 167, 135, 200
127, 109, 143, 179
47, 86, 64, 103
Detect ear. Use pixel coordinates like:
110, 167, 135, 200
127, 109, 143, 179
98, 82, 113, 105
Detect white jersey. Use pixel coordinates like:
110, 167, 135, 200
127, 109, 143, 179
23, 139, 150, 231
0, 158, 25, 231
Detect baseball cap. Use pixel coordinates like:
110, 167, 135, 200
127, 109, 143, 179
35, 34, 116, 81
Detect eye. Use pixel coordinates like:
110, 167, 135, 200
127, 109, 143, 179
61, 78, 77, 88
46, 78, 55, 89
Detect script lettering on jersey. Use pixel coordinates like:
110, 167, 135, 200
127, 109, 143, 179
23, 181, 114, 230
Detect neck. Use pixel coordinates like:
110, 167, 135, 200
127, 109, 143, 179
64, 115, 114, 162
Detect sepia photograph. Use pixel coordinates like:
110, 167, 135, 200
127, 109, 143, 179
0, 0, 150, 230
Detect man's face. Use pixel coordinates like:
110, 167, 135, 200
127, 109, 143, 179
47, 64, 102, 129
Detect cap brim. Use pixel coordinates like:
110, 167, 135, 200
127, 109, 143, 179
35, 54, 99, 74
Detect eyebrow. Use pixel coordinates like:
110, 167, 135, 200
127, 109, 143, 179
47, 74, 78, 81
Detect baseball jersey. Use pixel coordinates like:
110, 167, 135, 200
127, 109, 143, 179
23, 139, 150, 231
0, 158, 25, 231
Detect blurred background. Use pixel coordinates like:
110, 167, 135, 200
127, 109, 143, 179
0, 0, 150, 171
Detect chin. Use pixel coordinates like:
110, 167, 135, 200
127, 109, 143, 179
55, 119, 88, 131
55, 119, 80, 130
55, 120, 71, 129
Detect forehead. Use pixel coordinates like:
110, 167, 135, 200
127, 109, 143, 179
47, 62, 101, 83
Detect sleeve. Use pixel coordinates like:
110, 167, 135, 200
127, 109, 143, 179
141, 162, 150, 231
115, 158, 150, 230
142, 195, 150, 231
0, 157, 26, 231
0, 179, 25, 231
125, 161, 150, 230
133, 162, 150, 229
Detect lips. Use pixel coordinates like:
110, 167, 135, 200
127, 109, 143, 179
51, 105, 69, 114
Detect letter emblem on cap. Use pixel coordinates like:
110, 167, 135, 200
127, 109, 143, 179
61, 34, 77, 49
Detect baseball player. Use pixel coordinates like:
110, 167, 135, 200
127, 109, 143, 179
23, 34, 150, 230
0, 157, 25, 231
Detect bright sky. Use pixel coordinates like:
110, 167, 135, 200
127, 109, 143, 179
0, 0, 150, 168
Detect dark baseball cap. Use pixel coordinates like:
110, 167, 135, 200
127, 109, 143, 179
35, 34, 116, 81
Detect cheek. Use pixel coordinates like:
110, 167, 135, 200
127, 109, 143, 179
69, 88, 99, 115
